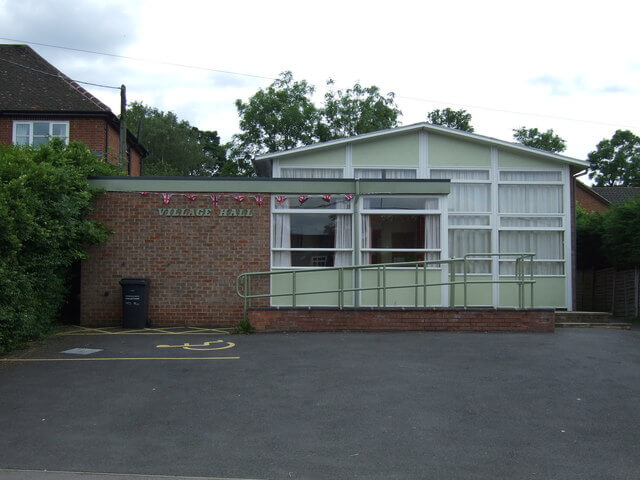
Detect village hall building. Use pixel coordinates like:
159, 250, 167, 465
81, 123, 588, 331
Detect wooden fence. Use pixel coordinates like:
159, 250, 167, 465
576, 266, 640, 317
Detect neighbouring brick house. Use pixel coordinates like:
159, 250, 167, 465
575, 181, 611, 213
0, 44, 145, 174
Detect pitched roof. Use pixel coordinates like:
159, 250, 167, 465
254, 122, 589, 169
591, 186, 640, 205
0, 44, 110, 112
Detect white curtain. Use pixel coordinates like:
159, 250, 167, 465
500, 171, 561, 182
449, 183, 491, 212
354, 168, 417, 179
501, 217, 562, 228
449, 230, 491, 273
354, 169, 383, 179
273, 198, 291, 267
430, 169, 489, 181
280, 168, 343, 178
385, 169, 417, 179
425, 214, 441, 262
449, 215, 490, 226
360, 215, 372, 264
499, 231, 563, 275
499, 185, 563, 214
334, 215, 352, 266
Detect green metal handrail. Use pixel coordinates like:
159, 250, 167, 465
236, 253, 536, 319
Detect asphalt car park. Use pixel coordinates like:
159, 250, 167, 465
1, 327, 639, 480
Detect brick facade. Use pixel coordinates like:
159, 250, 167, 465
249, 308, 555, 332
576, 181, 609, 213
0, 115, 142, 175
80, 191, 271, 326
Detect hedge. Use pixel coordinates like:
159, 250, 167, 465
0, 141, 122, 353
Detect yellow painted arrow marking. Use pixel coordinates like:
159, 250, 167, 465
156, 339, 235, 351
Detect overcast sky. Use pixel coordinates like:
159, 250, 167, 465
1, 0, 638, 163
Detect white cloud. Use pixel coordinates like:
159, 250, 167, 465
1, 0, 639, 159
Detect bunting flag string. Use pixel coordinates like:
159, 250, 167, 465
136, 192, 357, 206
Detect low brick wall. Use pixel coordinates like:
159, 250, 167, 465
249, 308, 555, 332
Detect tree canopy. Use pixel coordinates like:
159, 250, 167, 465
427, 108, 474, 132
588, 129, 640, 186
232, 72, 319, 167
232, 72, 401, 166
512, 127, 566, 153
126, 102, 237, 176
319, 80, 401, 141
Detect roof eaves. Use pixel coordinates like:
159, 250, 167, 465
255, 122, 589, 168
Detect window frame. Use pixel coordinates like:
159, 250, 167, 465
12, 120, 70, 146
360, 195, 442, 268
430, 168, 493, 274
271, 194, 354, 269
497, 168, 566, 277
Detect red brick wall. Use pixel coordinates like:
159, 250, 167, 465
80, 192, 271, 326
249, 308, 555, 333
0, 117, 12, 144
0, 115, 142, 176
576, 184, 609, 214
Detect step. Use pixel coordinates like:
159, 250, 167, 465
555, 311, 614, 324
555, 322, 632, 330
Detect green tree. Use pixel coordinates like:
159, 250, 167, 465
319, 80, 401, 141
233, 72, 319, 159
588, 129, 640, 186
513, 127, 566, 153
232, 72, 402, 167
575, 206, 607, 269
427, 108, 474, 132
126, 102, 235, 176
601, 197, 640, 266
0, 140, 121, 353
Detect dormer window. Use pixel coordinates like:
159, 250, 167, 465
13, 121, 69, 147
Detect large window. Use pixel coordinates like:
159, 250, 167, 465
13, 121, 69, 147
272, 195, 352, 267
498, 170, 564, 275
361, 196, 440, 265
431, 169, 491, 273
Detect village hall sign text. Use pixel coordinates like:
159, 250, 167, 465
157, 208, 253, 218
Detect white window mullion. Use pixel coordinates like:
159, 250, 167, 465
491, 147, 499, 306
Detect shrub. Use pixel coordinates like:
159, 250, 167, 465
0, 141, 121, 353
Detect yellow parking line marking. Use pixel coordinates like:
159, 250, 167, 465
0, 357, 239, 362
57, 327, 233, 336
60, 326, 115, 335
0, 467, 265, 480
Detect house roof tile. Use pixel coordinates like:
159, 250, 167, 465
591, 187, 640, 204
0, 44, 111, 112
